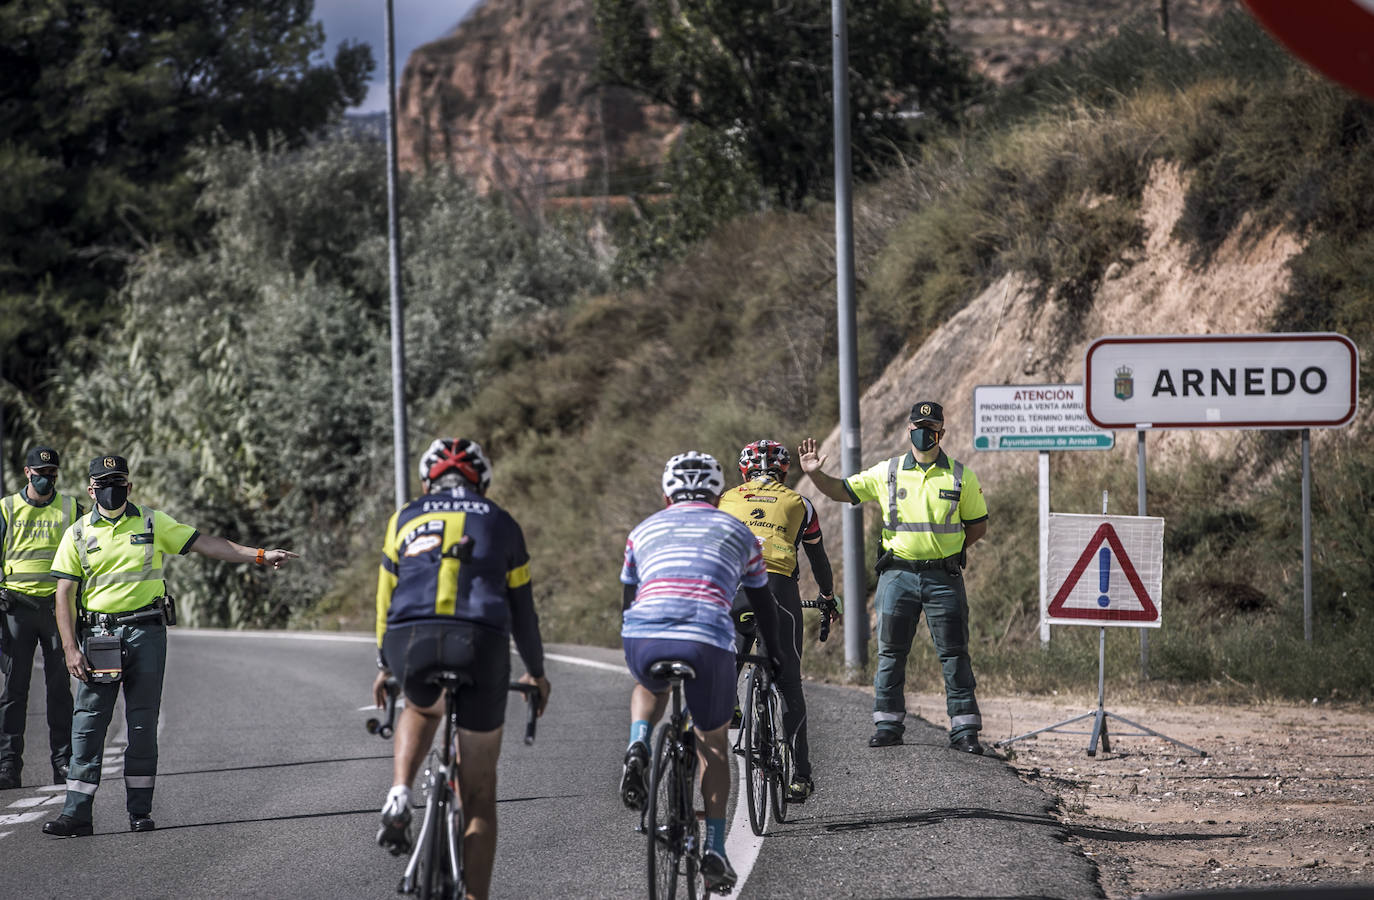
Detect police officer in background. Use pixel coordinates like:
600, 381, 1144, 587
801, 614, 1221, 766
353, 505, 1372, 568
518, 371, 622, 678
42, 454, 297, 837
0, 447, 82, 789
799, 401, 990, 754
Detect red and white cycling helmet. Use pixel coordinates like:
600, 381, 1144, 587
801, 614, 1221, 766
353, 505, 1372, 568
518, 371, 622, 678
661, 451, 725, 503
419, 437, 492, 494
738, 439, 789, 481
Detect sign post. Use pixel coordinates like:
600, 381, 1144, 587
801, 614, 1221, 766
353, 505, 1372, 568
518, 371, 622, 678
973, 384, 1114, 645
995, 498, 1206, 757
1086, 333, 1359, 643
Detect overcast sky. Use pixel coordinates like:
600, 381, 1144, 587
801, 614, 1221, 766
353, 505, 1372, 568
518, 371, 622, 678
314, 0, 483, 113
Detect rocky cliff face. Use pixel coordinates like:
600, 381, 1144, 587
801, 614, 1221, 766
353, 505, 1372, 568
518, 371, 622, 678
397, 0, 678, 206
397, 0, 1228, 202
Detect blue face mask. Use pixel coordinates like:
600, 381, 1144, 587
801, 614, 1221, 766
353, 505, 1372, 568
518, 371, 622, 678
29, 473, 56, 495
910, 427, 939, 452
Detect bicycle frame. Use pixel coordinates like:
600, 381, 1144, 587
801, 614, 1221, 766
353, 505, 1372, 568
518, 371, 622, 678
643, 661, 703, 900
370, 675, 538, 900
735, 655, 790, 835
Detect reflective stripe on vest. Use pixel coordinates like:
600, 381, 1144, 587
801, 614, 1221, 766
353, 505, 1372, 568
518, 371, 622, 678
884, 457, 965, 535
73, 509, 159, 588
2, 494, 76, 585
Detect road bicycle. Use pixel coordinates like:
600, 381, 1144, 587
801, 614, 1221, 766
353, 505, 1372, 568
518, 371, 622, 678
735, 653, 790, 836
641, 659, 706, 900
368, 673, 539, 900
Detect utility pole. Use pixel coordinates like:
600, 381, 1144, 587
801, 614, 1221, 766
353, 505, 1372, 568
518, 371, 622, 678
833, 0, 866, 676
385, 0, 410, 506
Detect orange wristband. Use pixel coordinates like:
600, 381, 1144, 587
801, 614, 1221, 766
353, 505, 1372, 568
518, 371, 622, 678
255, 548, 266, 566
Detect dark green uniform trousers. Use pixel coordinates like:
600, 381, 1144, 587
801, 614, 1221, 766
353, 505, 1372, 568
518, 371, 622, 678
61, 622, 167, 823
872, 567, 982, 741
0, 600, 73, 772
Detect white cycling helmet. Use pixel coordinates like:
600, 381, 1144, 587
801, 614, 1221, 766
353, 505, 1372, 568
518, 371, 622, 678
661, 451, 725, 503
419, 437, 492, 494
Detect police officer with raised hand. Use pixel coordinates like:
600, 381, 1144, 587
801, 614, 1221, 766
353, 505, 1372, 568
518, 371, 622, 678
799, 400, 990, 754
0, 446, 82, 789
42, 454, 297, 837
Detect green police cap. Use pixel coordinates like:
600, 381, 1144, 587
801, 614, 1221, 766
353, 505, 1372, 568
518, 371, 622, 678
89, 454, 130, 479
909, 401, 944, 425
25, 446, 59, 468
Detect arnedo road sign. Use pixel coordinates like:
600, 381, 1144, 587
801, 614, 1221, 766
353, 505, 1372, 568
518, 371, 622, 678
1084, 333, 1359, 430
973, 384, 1114, 451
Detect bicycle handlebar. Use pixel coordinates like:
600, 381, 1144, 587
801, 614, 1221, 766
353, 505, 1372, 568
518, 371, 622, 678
365, 677, 540, 747
365, 675, 400, 739
509, 682, 540, 745
799, 594, 840, 642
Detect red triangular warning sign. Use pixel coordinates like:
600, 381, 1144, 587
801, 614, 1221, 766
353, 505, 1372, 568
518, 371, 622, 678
1047, 523, 1159, 622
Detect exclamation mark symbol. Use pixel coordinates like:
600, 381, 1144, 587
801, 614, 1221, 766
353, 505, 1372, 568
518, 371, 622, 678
1097, 546, 1111, 608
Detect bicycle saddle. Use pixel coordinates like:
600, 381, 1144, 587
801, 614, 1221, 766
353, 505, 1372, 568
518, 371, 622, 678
426, 669, 474, 689
649, 660, 696, 681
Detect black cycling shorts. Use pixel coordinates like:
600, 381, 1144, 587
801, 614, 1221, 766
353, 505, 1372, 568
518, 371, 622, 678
383, 621, 511, 733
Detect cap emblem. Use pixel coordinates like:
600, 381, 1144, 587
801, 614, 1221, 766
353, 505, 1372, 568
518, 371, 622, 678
40, 451, 52, 462
920, 404, 932, 417
103, 457, 118, 470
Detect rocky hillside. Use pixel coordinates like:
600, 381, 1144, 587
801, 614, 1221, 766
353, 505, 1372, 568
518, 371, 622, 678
397, 0, 1229, 203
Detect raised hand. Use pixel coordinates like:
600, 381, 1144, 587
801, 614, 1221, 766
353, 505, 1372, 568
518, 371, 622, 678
797, 437, 826, 474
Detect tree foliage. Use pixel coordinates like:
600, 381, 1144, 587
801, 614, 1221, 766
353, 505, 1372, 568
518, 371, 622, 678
594, 0, 983, 211
0, 0, 372, 409
53, 135, 605, 627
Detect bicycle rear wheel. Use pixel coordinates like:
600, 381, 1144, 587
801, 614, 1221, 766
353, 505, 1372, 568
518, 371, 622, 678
770, 689, 793, 824
416, 768, 449, 900
742, 665, 769, 836
646, 722, 680, 900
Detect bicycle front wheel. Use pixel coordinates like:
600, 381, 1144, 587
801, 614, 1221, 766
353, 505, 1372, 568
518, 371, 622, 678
742, 665, 769, 836
646, 722, 681, 900
770, 688, 793, 824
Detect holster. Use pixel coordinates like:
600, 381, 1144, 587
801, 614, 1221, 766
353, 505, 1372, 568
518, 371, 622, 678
874, 549, 895, 578
0, 587, 40, 614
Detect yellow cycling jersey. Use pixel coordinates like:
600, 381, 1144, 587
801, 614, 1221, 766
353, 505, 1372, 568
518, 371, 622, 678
717, 479, 819, 577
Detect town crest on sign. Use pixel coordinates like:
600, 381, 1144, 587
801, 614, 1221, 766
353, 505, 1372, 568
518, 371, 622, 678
1114, 365, 1134, 401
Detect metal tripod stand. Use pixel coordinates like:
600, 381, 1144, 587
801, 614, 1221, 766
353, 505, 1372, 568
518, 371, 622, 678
996, 490, 1205, 758
993, 625, 1206, 757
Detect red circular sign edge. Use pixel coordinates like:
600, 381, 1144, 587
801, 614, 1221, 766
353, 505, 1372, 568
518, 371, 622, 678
1243, 0, 1374, 100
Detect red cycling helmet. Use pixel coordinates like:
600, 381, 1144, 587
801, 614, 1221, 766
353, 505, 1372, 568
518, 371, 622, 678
738, 439, 789, 481
419, 438, 492, 493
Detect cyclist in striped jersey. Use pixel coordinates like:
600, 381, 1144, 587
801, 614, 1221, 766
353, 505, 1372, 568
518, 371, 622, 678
618, 451, 784, 894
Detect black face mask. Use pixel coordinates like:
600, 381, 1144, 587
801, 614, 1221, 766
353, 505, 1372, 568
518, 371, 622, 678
28, 473, 55, 495
95, 483, 129, 511
910, 427, 939, 452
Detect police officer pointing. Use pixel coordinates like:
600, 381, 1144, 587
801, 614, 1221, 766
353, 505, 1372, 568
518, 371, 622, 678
0, 446, 81, 789
799, 401, 990, 754
42, 454, 298, 837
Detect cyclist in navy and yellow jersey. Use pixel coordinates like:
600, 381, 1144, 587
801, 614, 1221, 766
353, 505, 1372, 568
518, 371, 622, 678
371, 437, 549, 900
718, 439, 838, 803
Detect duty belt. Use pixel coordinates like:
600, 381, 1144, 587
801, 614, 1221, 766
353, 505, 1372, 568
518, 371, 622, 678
85, 599, 169, 629
885, 554, 960, 573
0, 587, 44, 612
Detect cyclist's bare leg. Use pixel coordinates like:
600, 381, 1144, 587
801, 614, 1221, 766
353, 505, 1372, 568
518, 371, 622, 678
393, 696, 444, 788
455, 725, 504, 900
629, 683, 668, 728
694, 723, 730, 819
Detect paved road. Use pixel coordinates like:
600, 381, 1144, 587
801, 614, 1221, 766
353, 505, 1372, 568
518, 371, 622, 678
0, 632, 1099, 899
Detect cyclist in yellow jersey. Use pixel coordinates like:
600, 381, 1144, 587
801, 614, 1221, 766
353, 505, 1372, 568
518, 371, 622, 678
718, 439, 838, 802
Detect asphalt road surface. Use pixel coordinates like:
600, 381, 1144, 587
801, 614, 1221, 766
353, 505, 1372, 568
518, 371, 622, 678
1, 632, 1099, 899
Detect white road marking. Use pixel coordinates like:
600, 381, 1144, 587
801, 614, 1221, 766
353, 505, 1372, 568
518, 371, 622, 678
6, 796, 58, 809
0, 811, 45, 826
35, 785, 66, 793
544, 652, 631, 674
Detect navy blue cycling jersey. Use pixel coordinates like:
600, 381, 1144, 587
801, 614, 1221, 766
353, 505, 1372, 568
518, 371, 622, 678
375, 486, 543, 676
